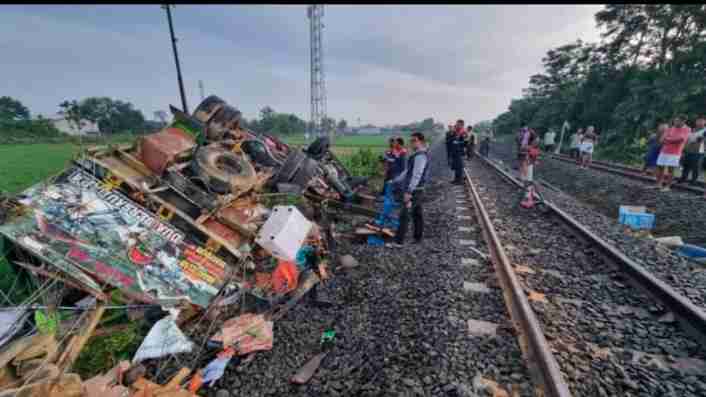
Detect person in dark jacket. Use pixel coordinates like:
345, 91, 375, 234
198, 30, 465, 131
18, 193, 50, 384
379, 137, 397, 196
386, 132, 430, 247
445, 125, 455, 169
450, 119, 466, 185
480, 136, 490, 157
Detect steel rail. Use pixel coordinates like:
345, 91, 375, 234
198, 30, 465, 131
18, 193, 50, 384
462, 168, 573, 397
548, 153, 705, 195
478, 154, 706, 344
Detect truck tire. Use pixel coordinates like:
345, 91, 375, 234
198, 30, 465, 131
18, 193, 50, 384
192, 145, 257, 195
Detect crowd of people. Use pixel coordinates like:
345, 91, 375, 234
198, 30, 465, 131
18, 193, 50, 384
378, 132, 431, 248
642, 115, 705, 194
375, 121, 491, 248
536, 114, 705, 196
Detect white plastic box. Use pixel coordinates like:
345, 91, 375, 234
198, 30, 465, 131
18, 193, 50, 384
255, 205, 313, 261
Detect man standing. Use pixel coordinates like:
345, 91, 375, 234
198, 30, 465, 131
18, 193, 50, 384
466, 125, 476, 159
677, 116, 705, 185
656, 115, 691, 192
450, 120, 466, 185
570, 128, 584, 159
479, 136, 490, 157
579, 126, 598, 169
386, 132, 430, 248
445, 125, 455, 169
544, 129, 556, 153
380, 137, 397, 196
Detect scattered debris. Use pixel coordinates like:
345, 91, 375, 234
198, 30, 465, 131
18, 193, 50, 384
0, 94, 380, 390
201, 348, 236, 388
618, 205, 655, 230
653, 235, 684, 248
676, 244, 706, 264
132, 314, 194, 363
209, 313, 273, 355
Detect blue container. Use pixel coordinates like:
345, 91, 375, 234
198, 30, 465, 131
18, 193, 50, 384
618, 206, 655, 230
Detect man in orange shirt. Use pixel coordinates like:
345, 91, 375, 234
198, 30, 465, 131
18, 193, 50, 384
655, 115, 691, 192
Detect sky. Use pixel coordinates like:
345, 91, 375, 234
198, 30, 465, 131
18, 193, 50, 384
0, 5, 604, 126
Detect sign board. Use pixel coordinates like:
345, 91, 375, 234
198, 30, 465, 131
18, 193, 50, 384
0, 166, 226, 307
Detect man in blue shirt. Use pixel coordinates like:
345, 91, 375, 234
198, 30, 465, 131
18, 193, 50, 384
386, 132, 430, 247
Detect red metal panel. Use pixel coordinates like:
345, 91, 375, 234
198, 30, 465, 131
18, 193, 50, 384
139, 128, 196, 175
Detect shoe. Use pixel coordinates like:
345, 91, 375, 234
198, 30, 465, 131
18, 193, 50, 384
660, 187, 671, 192
385, 242, 404, 248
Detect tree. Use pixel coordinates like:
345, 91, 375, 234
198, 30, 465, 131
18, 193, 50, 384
492, 4, 706, 163
71, 97, 146, 134
0, 96, 30, 121
420, 117, 434, 131
59, 100, 87, 135
321, 117, 336, 134
337, 119, 348, 131
154, 110, 168, 124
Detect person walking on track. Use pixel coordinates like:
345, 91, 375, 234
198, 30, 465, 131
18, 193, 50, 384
450, 120, 467, 185
643, 123, 667, 176
445, 125, 455, 169
570, 128, 583, 160
655, 115, 691, 192
677, 116, 705, 185
579, 126, 598, 169
466, 125, 476, 160
544, 129, 557, 153
386, 132, 430, 248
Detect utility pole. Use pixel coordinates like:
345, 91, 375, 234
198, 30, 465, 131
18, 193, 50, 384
308, 5, 328, 142
163, 4, 189, 114
199, 80, 205, 101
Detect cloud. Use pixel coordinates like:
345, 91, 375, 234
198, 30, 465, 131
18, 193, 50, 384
0, 5, 603, 125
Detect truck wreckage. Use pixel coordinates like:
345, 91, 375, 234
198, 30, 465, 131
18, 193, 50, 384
0, 96, 386, 396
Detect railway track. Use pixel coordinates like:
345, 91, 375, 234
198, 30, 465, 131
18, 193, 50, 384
548, 153, 706, 196
460, 154, 706, 396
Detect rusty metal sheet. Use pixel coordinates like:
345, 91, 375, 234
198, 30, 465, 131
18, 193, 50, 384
139, 128, 196, 175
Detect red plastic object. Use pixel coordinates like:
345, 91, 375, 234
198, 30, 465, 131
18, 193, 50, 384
139, 128, 196, 175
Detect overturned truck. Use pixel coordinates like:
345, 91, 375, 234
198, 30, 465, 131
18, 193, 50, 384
0, 96, 377, 394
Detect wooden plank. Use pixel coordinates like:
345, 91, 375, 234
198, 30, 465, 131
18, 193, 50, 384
13, 261, 107, 301
0, 373, 82, 397
87, 158, 243, 260
157, 367, 191, 393
56, 303, 106, 373
0, 333, 55, 369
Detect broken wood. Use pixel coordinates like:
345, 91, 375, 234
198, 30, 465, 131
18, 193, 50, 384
12, 261, 107, 301
0, 373, 82, 397
0, 333, 55, 369
290, 351, 328, 385
56, 303, 106, 373
157, 367, 191, 394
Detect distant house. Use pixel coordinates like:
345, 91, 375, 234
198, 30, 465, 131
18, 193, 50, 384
47, 114, 100, 136
356, 126, 381, 135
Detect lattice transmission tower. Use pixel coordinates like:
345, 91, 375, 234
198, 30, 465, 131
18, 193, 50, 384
307, 5, 329, 141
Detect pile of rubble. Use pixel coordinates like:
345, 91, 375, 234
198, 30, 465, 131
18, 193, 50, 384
0, 96, 391, 396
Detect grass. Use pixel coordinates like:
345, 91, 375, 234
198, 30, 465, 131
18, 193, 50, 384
282, 133, 408, 148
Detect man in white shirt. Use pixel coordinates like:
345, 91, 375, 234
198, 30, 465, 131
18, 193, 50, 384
570, 128, 583, 159
544, 129, 556, 153
678, 116, 705, 185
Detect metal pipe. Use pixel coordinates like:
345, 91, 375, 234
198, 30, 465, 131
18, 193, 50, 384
164, 4, 189, 114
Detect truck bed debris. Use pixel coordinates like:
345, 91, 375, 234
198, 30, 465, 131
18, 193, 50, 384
0, 95, 379, 395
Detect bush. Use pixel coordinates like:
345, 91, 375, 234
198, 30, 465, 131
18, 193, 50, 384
338, 147, 382, 178
0, 118, 63, 143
